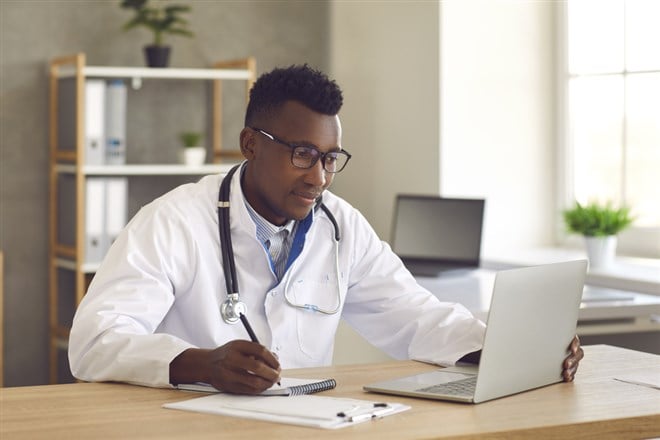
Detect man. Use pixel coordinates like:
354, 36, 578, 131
69, 65, 582, 394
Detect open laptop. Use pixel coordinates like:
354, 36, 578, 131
364, 260, 588, 403
391, 195, 485, 277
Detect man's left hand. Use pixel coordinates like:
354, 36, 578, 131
562, 335, 584, 382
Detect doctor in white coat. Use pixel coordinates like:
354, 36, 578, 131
69, 65, 583, 394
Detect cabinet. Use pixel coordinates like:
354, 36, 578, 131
48, 53, 256, 383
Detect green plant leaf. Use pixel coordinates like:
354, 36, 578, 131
562, 201, 634, 236
180, 131, 203, 147
120, 0, 194, 45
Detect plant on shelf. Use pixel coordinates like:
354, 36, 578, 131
120, 0, 194, 68
180, 131, 203, 148
179, 131, 206, 166
563, 201, 634, 268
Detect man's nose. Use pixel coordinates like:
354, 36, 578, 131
304, 158, 328, 187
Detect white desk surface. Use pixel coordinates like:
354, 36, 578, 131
482, 247, 660, 295
416, 268, 660, 336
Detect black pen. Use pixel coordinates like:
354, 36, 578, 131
239, 312, 281, 386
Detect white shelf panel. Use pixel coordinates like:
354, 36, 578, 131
55, 258, 100, 274
55, 163, 238, 176
55, 65, 252, 81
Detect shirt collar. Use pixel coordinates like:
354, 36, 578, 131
243, 199, 295, 245
239, 164, 296, 243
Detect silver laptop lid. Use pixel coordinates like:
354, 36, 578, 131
362, 260, 587, 403
391, 195, 485, 266
473, 260, 587, 403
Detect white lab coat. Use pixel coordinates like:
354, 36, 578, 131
69, 169, 486, 388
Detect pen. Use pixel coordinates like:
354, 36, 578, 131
239, 312, 280, 386
337, 404, 394, 423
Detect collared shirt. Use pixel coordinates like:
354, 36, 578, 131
244, 198, 297, 280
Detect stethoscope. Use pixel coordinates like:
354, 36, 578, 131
218, 164, 342, 324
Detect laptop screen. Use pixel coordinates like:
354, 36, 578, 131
391, 195, 485, 264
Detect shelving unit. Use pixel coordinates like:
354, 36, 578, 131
48, 53, 256, 383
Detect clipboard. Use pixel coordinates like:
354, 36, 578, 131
163, 394, 410, 429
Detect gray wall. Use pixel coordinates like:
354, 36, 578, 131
330, 1, 441, 239
0, 0, 330, 386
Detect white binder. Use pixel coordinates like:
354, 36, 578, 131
105, 177, 128, 248
84, 178, 107, 264
84, 80, 106, 165
105, 80, 127, 165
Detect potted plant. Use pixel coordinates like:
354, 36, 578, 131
120, 0, 194, 68
563, 201, 634, 268
179, 131, 206, 166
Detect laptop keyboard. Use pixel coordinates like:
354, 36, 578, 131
417, 376, 477, 396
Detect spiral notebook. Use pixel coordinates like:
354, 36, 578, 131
177, 377, 337, 396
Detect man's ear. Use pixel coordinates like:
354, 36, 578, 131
239, 127, 256, 160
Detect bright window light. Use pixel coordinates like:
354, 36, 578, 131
564, 0, 660, 255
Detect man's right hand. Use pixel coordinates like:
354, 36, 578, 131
169, 341, 281, 395
207, 340, 281, 394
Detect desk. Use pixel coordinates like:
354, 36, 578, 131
416, 268, 660, 354
2, 345, 659, 439
482, 249, 660, 295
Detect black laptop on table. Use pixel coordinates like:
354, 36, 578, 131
391, 195, 485, 277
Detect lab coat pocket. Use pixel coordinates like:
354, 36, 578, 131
289, 277, 343, 361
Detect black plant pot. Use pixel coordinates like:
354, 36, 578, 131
144, 45, 171, 68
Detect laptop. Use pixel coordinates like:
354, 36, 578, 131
391, 195, 485, 277
364, 260, 588, 404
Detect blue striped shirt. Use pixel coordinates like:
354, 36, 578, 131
243, 198, 297, 280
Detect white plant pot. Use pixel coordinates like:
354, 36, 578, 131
180, 146, 206, 166
584, 235, 617, 269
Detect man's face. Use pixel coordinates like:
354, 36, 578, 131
241, 100, 342, 226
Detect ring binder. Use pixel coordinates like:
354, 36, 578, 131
282, 378, 336, 396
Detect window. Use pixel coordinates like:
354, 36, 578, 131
561, 0, 660, 257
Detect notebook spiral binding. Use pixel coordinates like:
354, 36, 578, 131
288, 379, 337, 396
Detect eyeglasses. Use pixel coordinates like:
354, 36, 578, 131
250, 127, 352, 173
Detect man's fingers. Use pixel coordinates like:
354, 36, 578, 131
562, 335, 583, 382
231, 340, 281, 370
211, 360, 277, 394
570, 335, 581, 353
208, 340, 281, 393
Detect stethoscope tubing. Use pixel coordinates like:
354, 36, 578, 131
217, 163, 341, 323
218, 165, 240, 296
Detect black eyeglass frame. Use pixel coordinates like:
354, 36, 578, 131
249, 127, 352, 173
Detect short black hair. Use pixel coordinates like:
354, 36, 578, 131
244, 64, 343, 126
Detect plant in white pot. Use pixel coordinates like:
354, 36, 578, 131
179, 131, 206, 166
120, 0, 194, 68
563, 201, 634, 269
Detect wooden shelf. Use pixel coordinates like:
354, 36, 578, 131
48, 53, 255, 384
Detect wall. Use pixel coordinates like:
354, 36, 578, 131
0, 0, 329, 386
439, 1, 557, 256
329, 0, 558, 364
329, 1, 441, 239
329, 1, 557, 253
329, 0, 440, 364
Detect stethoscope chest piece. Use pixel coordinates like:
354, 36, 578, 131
221, 293, 247, 324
